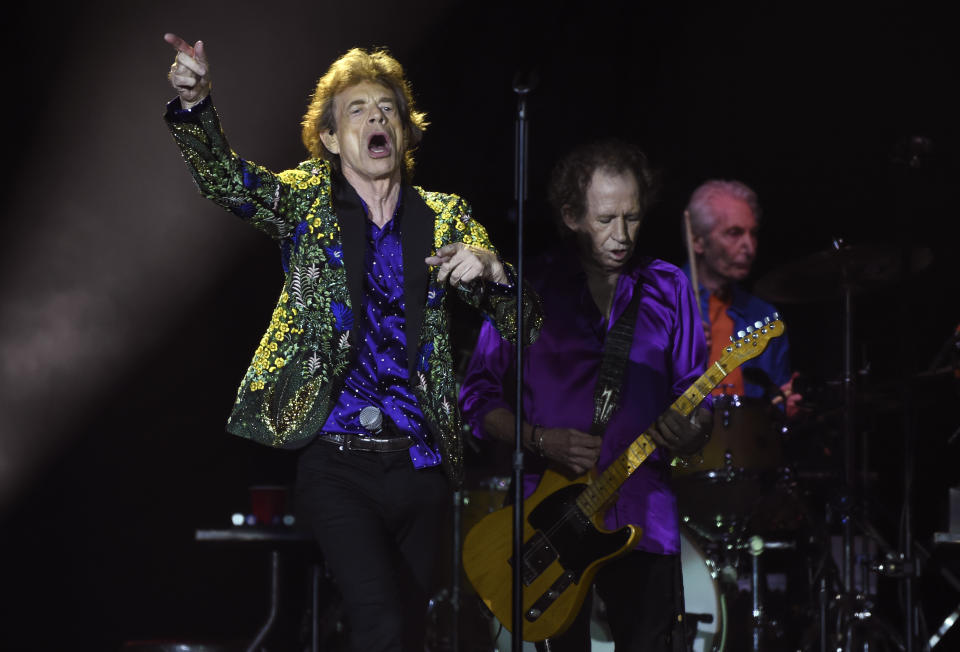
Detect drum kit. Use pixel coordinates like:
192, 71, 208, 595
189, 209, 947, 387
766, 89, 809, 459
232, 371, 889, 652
667, 238, 951, 652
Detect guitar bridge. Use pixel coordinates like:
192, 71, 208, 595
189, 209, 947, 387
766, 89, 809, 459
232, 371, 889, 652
525, 570, 576, 622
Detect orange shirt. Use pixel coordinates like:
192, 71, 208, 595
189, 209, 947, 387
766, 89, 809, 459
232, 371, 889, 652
709, 293, 744, 396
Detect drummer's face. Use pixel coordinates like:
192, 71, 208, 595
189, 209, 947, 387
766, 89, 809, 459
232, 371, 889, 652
696, 195, 759, 283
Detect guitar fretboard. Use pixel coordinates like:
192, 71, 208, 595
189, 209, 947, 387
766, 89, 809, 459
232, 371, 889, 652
573, 336, 764, 517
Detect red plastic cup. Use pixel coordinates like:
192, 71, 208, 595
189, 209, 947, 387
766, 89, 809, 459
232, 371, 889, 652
249, 485, 287, 526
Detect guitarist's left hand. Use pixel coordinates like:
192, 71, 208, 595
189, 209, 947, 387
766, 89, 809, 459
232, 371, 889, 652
648, 405, 712, 455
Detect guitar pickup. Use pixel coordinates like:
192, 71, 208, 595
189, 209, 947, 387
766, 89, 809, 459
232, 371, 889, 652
525, 570, 576, 622
509, 531, 559, 586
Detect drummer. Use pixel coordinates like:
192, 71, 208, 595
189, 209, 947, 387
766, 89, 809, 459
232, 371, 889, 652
682, 180, 802, 418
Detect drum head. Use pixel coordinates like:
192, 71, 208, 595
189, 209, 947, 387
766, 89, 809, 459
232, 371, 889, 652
681, 529, 725, 652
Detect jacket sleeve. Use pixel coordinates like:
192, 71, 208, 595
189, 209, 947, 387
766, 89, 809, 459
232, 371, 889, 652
448, 207, 543, 347
164, 95, 321, 241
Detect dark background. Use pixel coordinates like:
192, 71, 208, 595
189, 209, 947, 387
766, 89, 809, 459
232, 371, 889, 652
1, 1, 958, 649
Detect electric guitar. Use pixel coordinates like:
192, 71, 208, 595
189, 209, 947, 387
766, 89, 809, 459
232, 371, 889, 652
461, 315, 785, 642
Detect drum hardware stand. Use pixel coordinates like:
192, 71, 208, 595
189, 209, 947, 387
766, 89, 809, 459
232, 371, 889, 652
825, 237, 907, 652
425, 487, 467, 652
740, 535, 797, 651
451, 488, 463, 652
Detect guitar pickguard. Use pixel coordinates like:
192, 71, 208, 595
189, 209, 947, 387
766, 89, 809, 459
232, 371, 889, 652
524, 483, 632, 583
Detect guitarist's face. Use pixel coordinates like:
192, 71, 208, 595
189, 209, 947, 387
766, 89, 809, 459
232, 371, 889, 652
563, 169, 642, 275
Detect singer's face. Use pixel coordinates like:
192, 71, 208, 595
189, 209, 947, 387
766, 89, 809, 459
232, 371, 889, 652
695, 195, 758, 283
563, 169, 642, 275
320, 81, 406, 184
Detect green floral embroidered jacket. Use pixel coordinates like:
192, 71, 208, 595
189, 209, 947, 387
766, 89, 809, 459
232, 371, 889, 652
165, 97, 541, 484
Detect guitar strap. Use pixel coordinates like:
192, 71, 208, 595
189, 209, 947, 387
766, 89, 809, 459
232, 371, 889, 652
589, 276, 644, 437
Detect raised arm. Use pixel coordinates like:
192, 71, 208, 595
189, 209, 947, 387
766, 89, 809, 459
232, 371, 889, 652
162, 34, 324, 241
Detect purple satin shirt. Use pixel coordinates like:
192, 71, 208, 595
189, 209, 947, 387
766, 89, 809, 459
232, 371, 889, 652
320, 206, 441, 469
460, 249, 708, 554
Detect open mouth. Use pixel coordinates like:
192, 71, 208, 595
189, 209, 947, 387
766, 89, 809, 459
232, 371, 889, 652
367, 132, 391, 158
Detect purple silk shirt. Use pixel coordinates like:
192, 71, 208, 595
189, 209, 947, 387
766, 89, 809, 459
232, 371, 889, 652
460, 249, 708, 555
320, 204, 441, 470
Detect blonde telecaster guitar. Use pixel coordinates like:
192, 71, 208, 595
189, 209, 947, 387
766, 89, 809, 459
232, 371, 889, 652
462, 315, 785, 642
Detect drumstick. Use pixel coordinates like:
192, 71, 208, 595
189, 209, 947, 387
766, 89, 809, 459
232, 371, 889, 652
683, 210, 702, 318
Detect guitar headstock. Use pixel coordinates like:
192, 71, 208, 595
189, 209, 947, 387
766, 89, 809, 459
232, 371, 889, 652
719, 314, 785, 368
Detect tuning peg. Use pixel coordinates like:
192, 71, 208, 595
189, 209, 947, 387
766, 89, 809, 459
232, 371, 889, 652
737, 330, 746, 339
763, 316, 771, 324
729, 335, 735, 343
745, 326, 754, 334
754, 321, 763, 329
773, 312, 780, 320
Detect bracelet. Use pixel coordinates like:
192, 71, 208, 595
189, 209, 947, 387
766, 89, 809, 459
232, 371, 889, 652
532, 425, 545, 456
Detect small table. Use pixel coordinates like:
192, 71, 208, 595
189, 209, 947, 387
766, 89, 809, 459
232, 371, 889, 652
195, 527, 329, 652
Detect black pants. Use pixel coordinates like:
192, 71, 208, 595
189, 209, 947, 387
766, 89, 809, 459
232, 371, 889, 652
296, 440, 449, 652
536, 550, 684, 652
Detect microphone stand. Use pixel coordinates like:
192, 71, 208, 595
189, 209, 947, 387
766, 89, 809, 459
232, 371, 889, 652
511, 69, 534, 651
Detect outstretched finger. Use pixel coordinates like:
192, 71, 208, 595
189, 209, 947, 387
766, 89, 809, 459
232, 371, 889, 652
424, 254, 452, 266
434, 243, 463, 259
164, 33, 195, 58
194, 40, 208, 67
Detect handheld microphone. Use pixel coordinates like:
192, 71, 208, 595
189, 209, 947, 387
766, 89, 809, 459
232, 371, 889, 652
359, 405, 403, 438
359, 405, 385, 434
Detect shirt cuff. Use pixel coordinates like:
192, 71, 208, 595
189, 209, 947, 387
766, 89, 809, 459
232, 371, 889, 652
482, 258, 518, 297
164, 94, 212, 122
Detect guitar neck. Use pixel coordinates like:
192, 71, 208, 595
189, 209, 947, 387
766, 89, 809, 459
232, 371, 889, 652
575, 361, 730, 516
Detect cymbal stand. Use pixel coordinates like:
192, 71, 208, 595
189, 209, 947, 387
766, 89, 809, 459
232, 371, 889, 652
826, 241, 891, 651
826, 237, 923, 652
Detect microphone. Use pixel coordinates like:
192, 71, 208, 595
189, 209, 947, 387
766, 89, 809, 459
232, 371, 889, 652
359, 405, 402, 438
512, 65, 539, 95
359, 405, 385, 434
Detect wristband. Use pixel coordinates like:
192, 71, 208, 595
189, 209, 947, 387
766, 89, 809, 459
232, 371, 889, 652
533, 425, 545, 456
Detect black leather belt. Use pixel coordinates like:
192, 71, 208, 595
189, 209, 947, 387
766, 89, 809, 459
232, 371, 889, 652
318, 432, 414, 452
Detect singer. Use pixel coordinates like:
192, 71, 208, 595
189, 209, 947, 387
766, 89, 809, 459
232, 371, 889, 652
163, 35, 541, 652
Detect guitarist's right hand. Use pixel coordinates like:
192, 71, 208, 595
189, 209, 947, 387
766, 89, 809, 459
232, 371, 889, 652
539, 428, 602, 475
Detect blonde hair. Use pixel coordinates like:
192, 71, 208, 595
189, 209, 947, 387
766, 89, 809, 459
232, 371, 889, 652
301, 47, 428, 178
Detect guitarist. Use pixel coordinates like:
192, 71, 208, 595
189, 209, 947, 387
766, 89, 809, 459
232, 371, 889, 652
460, 139, 712, 651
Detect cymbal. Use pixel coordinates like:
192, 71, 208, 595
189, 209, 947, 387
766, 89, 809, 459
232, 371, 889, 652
753, 243, 932, 304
